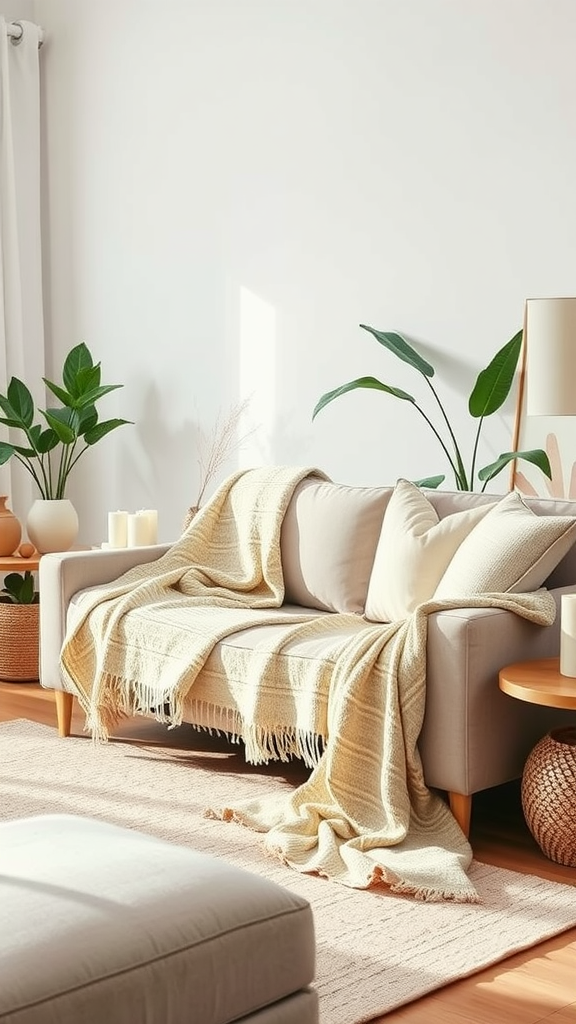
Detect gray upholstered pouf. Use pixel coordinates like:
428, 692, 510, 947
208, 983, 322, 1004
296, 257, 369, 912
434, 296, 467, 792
0, 815, 317, 1024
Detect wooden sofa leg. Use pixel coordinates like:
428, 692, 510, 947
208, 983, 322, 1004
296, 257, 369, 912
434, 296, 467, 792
54, 690, 74, 738
448, 792, 472, 838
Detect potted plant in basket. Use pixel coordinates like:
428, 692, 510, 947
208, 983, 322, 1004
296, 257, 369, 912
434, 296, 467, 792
0, 571, 39, 681
0, 343, 132, 552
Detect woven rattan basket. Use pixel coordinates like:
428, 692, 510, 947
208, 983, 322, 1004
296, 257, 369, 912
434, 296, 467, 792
521, 726, 576, 867
0, 601, 40, 681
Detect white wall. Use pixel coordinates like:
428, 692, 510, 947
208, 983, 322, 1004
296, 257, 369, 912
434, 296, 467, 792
0, 1, 34, 19
28, 0, 576, 542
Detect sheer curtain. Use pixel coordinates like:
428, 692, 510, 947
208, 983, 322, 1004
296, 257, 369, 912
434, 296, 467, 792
0, 18, 45, 525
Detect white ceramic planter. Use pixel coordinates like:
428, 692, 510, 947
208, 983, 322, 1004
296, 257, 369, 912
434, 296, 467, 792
26, 499, 79, 554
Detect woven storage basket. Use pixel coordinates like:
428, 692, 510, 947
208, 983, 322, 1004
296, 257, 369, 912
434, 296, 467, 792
0, 601, 40, 681
521, 726, 576, 867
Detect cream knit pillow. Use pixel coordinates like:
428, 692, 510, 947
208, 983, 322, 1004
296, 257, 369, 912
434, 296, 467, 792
364, 479, 493, 622
434, 489, 576, 598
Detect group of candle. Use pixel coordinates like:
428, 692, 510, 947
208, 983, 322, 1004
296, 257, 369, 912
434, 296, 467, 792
105, 509, 158, 548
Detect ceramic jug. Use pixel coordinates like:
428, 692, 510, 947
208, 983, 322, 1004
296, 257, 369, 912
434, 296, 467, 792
0, 496, 22, 557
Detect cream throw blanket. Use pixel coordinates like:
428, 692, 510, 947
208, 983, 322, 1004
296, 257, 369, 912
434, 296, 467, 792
60, 466, 556, 902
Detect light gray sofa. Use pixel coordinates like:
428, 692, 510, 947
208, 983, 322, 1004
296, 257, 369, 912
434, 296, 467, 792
39, 480, 576, 839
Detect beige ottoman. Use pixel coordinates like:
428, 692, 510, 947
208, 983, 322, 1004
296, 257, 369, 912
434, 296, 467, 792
0, 815, 317, 1024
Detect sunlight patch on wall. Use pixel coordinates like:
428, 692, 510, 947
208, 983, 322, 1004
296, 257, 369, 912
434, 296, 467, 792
238, 285, 276, 467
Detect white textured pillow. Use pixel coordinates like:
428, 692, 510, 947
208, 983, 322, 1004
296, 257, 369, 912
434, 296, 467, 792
364, 479, 493, 622
434, 490, 576, 598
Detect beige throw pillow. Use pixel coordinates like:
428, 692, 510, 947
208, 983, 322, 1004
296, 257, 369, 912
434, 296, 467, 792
434, 489, 576, 598
280, 478, 392, 613
364, 479, 493, 622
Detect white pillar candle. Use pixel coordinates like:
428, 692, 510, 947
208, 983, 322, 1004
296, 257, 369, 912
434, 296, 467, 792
127, 512, 151, 547
560, 594, 576, 677
141, 509, 158, 545
108, 511, 128, 548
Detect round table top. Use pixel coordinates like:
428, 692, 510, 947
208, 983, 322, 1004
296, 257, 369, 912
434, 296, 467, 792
499, 657, 576, 711
0, 553, 40, 572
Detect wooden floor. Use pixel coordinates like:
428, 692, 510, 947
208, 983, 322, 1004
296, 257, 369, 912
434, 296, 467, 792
2, 681, 575, 1024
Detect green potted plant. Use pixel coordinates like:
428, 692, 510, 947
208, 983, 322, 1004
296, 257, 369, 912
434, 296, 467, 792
313, 325, 552, 492
0, 343, 132, 552
0, 571, 39, 681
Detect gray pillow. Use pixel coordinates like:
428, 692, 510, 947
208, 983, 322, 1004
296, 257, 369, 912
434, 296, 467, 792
280, 479, 392, 613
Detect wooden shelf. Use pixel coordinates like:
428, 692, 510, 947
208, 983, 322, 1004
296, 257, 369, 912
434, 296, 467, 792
0, 554, 40, 572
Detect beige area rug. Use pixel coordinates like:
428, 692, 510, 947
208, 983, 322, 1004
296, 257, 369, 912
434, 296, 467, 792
2, 719, 576, 1024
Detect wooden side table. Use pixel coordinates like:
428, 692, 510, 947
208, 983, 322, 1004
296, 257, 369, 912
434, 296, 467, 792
499, 657, 576, 866
0, 553, 40, 573
499, 657, 576, 711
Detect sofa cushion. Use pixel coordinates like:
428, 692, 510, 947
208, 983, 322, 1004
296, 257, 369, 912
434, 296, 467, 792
364, 479, 493, 622
280, 479, 391, 613
434, 489, 576, 598
0, 814, 317, 1024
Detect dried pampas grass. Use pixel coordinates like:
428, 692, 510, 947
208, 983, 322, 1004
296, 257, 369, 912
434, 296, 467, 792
182, 399, 254, 532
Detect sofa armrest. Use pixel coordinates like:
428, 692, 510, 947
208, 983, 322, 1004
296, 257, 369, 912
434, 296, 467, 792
420, 586, 575, 797
39, 544, 171, 692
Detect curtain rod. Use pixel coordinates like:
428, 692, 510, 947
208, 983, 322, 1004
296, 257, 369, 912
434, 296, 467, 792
7, 21, 44, 47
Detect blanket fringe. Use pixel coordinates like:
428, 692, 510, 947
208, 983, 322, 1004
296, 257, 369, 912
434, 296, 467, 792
85, 679, 326, 770
388, 880, 481, 904
183, 698, 325, 768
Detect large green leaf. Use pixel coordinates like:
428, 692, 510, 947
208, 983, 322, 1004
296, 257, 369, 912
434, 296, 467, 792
78, 404, 98, 435
76, 364, 101, 395
3, 378, 35, 427
43, 408, 77, 444
36, 428, 59, 454
43, 380, 74, 408
84, 418, 132, 445
478, 448, 552, 484
359, 325, 435, 377
312, 377, 415, 420
0, 442, 15, 465
414, 475, 445, 489
468, 331, 522, 418
0, 414, 26, 430
73, 383, 123, 408
62, 342, 94, 395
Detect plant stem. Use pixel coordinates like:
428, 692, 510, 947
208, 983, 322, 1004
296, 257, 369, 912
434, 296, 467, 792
410, 402, 464, 489
13, 453, 48, 497
469, 416, 484, 492
56, 442, 75, 499
423, 376, 470, 489
59, 443, 89, 496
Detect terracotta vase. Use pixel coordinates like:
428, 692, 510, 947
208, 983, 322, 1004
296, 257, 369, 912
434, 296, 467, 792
0, 496, 22, 557
26, 499, 79, 554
